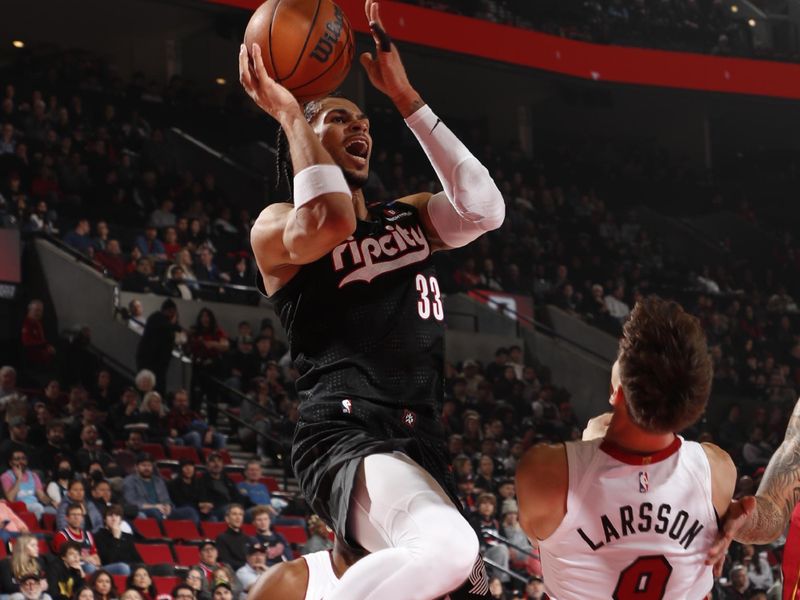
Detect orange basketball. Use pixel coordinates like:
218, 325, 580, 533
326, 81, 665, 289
244, 0, 355, 104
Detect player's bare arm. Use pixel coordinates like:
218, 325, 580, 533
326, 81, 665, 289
734, 396, 800, 544
515, 443, 568, 541
239, 43, 356, 290
361, 0, 505, 251
247, 558, 309, 600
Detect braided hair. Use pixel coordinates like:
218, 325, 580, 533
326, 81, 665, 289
274, 98, 329, 197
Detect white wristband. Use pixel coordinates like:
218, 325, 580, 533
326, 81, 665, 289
293, 164, 352, 208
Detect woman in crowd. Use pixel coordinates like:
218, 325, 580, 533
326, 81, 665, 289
173, 249, 199, 291
488, 577, 507, 600
209, 568, 239, 600
183, 569, 209, 600
0, 535, 43, 598
125, 568, 155, 600
93, 505, 140, 576
302, 515, 333, 555
46, 460, 74, 506
73, 587, 95, 600
138, 392, 169, 444
88, 570, 118, 600
188, 308, 229, 423
118, 592, 142, 600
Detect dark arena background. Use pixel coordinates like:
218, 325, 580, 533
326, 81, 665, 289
2, 0, 800, 598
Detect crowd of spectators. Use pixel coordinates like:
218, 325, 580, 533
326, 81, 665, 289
398, 0, 768, 60
3, 37, 799, 599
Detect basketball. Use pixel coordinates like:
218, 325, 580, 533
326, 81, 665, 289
244, 0, 355, 104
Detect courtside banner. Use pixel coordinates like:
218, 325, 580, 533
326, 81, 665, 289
212, 0, 800, 100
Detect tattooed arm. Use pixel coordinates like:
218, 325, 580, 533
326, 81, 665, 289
735, 398, 800, 544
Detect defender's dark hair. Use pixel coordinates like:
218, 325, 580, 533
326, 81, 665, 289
274, 95, 340, 194
618, 296, 712, 434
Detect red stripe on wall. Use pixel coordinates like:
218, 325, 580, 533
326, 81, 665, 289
217, 0, 800, 100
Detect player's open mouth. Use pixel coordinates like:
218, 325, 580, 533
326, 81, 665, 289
344, 138, 369, 163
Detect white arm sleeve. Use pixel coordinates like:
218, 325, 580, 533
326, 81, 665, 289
405, 104, 505, 248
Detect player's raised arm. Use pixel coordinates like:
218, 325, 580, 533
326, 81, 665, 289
733, 396, 800, 544
240, 43, 356, 273
359, 0, 505, 250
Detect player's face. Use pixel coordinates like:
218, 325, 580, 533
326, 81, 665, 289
311, 98, 372, 189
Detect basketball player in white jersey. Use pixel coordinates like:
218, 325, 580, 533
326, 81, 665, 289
516, 296, 738, 599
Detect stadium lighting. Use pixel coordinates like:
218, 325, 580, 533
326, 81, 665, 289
215, 77, 227, 85
730, 5, 739, 12
748, 18, 757, 27
11, 40, 24, 49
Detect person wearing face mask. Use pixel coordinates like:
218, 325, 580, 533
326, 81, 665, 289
46, 460, 74, 506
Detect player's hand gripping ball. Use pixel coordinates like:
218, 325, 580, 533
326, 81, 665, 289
244, 0, 355, 104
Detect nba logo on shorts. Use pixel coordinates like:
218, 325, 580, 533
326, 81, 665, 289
639, 471, 649, 493
341, 399, 352, 414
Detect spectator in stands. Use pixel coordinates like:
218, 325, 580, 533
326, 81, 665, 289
474, 454, 499, 495
525, 577, 545, 600
26, 201, 58, 235
137, 392, 170, 444
171, 584, 195, 600
165, 266, 195, 300
718, 404, 747, 454
724, 564, 752, 599
150, 199, 176, 229
93, 505, 140, 576
95, 240, 126, 281
234, 542, 267, 600
470, 493, 509, 583
0, 499, 29, 543
8, 573, 51, 600
184, 568, 210, 600
127, 300, 145, 335
197, 453, 245, 521
47, 542, 84, 600
210, 581, 233, 600
62, 219, 92, 255
1, 450, 55, 522
197, 541, 224, 582
53, 503, 102, 574
166, 389, 223, 449
126, 567, 156, 600
109, 388, 142, 438
122, 258, 164, 295
0, 417, 38, 469
189, 308, 229, 386
742, 426, 773, 471
122, 453, 198, 522
234, 460, 271, 515
21, 300, 55, 371
56, 479, 102, 532
741, 544, 773, 591
75, 425, 113, 474
0, 366, 19, 407
604, 283, 630, 323
88, 570, 118, 600
0, 123, 16, 155
215, 504, 252, 571
112, 431, 144, 476
162, 227, 181, 260
302, 515, 332, 555
0, 535, 43, 597
194, 248, 229, 285
119, 592, 143, 600
501, 499, 537, 577
46, 458, 74, 505
251, 506, 292, 567
135, 226, 166, 261
487, 577, 505, 600
136, 300, 182, 394
174, 249, 199, 290
167, 459, 206, 520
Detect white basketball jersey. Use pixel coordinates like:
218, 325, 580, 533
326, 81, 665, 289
303, 550, 339, 600
538, 437, 718, 600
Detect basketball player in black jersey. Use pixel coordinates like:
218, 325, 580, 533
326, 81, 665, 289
239, 0, 504, 598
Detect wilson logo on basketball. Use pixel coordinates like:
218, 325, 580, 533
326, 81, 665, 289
309, 5, 345, 63
332, 224, 430, 287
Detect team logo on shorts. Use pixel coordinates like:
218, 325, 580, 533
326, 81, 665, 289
639, 471, 649, 493
402, 409, 416, 428
341, 399, 352, 415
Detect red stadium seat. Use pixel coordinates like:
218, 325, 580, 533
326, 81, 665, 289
0, 543, 6, 559
112, 575, 127, 592
153, 576, 180, 596
163, 520, 200, 541
159, 467, 175, 480
42, 513, 56, 532
174, 545, 201, 567
135, 543, 174, 565
8, 501, 27, 515
227, 472, 244, 483
200, 522, 227, 539
141, 443, 167, 460
168, 446, 200, 464
133, 518, 163, 539
37, 539, 49, 555
260, 477, 279, 492
275, 525, 307, 546
18, 512, 41, 532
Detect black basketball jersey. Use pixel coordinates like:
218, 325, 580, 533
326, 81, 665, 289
269, 202, 445, 409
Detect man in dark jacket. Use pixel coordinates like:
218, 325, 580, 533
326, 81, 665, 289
135, 300, 181, 393
197, 452, 245, 521
168, 459, 206, 519
215, 504, 253, 571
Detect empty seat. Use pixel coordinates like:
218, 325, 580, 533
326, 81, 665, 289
141, 443, 167, 460
18, 512, 41, 532
275, 525, 308, 546
135, 543, 174, 565
260, 477, 279, 492
163, 520, 200, 541
41, 513, 56, 532
227, 472, 244, 483
112, 575, 127, 592
8, 501, 27, 515
174, 545, 201, 567
168, 446, 200, 464
153, 576, 180, 596
200, 522, 227, 539
133, 518, 163, 539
